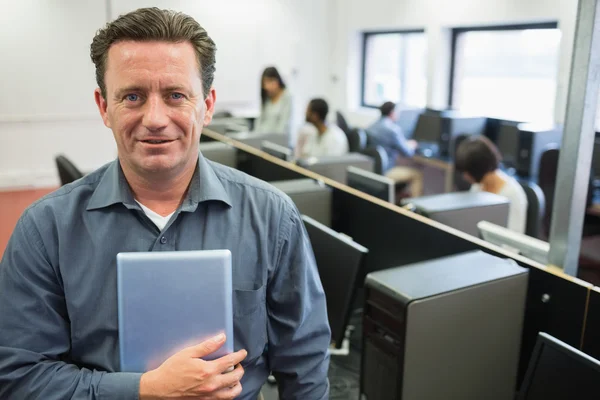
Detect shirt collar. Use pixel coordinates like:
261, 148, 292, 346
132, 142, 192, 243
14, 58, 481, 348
87, 154, 232, 212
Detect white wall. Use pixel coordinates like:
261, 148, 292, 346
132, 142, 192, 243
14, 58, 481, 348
0, 0, 331, 189
0, 0, 583, 189
328, 0, 579, 128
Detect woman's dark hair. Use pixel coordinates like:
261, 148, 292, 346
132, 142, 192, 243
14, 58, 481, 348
260, 66, 286, 106
454, 136, 502, 183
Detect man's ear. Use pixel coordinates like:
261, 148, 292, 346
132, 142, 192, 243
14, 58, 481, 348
94, 88, 111, 128
203, 88, 217, 126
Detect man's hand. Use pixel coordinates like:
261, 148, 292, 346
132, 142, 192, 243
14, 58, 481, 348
139, 334, 247, 399
408, 140, 418, 150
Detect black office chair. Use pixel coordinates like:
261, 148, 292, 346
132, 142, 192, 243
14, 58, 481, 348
336, 111, 351, 136
518, 180, 546, 239
360, 146, 388, 175
537, 146, 560, 239
55, 155, 84, 186
347, 128, 367, 153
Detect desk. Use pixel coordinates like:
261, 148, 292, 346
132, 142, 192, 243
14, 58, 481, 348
587, 203, 600, 218
412, 155, 454, 195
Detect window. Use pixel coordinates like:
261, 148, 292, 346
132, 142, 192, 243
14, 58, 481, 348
361, 30, 427, 108
449, 23, 561, 123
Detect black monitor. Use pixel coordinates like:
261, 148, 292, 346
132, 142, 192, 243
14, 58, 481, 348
496, 122, 521, 170
260, 141, 293, 162
346, 166, 395, 203
412, 114, 443, 143
302, 215, 368, 350
518, 332, 600, 399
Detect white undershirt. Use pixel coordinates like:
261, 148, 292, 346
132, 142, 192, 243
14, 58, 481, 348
136, 201, 175, 231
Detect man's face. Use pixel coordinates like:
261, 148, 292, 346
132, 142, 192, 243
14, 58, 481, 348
94, 41, 215, 177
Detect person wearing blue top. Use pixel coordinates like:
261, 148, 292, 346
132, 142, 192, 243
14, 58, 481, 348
0, 8, 330, 400
367, 101, 423, 197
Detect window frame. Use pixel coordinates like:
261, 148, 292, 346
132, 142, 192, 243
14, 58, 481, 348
360, 29, 427, 109
447, 22, 560, 109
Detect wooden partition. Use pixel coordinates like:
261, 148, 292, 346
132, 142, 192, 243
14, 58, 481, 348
202, 129, 595, 386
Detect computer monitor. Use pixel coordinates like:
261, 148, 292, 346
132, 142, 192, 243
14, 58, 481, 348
518, 332, 600, 399
477, 220, 549, 264
346, 166, 395, 203
260, 141, 293, 162
496, 122, 521, 170
412, 114, 443, 143
302, 215, 368, 352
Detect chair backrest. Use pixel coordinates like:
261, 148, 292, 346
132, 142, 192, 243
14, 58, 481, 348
537, 146, 559, 238
519, 180, 546, 239
55, 155, 84, 186
347, 128, 367, 153
336, 111, 351, 136
360, 145, 389, 175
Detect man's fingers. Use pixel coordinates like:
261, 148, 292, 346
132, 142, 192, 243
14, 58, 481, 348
211, 349, 248, 373
214, 381, 243, 400
213, 363, 245, 390
183, 334, 226, 358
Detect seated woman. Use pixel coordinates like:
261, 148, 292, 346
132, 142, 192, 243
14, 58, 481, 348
455, 136, 528, 234
254, 66, 293, 143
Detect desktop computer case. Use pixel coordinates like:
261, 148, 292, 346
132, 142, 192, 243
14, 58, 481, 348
360, 251, 528, 400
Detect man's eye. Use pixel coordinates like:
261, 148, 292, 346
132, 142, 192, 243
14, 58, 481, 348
171, 93, 184, 100
126, 94, 139, 102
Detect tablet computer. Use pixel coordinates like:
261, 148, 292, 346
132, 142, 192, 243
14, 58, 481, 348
117, 250, 233, 372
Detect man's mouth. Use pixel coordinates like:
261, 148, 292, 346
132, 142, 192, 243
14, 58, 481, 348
141, 139, 173, 144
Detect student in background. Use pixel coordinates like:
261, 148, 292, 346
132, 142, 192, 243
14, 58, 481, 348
295, 98, 349, 158
368, 101, 422, 197
254, 66, 293, 140
455, 136, 528, 234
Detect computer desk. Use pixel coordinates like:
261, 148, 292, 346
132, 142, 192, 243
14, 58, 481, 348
202, 127, 597, 390
587, 203, 600, 218
407, 154, 454, 195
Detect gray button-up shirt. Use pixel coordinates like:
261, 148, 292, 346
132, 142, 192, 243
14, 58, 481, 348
0, 154, 330, 399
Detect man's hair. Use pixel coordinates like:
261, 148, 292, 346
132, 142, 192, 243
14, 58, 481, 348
308, 98, 329, 122
454, 136, 502, 183
90, 7, 216, 99
380, 101, 396, 117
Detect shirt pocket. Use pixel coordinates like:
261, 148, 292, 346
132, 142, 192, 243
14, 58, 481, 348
233, 285, 267, 363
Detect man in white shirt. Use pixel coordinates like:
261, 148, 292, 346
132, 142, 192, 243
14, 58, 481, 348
295, 98, 349, 159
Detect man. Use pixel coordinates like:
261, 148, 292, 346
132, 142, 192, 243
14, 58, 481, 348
0, 8, 330, 400
367, 101, 423, 197
295, 98, 349, 159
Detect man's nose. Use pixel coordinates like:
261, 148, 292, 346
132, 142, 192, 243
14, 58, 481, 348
142, 95, 169, 131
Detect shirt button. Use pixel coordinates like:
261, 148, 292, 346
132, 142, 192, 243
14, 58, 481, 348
160, 236, 167, 244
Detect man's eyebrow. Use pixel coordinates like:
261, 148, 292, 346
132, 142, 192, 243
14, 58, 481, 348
113, 86, 146, 99
163, 85, 192, 93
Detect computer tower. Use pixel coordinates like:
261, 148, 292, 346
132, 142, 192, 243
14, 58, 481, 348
361, 250, 528, 400
270, 179, 333, 227
401, 192, 509, 237
515, 124, 562, 178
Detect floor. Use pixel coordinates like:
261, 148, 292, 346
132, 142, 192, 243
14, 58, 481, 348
0, 187, 56, 258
